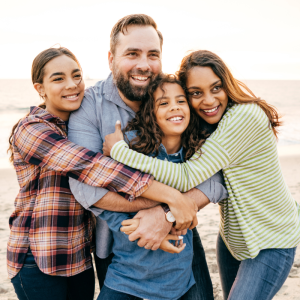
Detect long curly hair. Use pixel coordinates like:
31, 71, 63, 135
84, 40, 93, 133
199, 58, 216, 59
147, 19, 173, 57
124, 74, 209, 161
177, 50, 282, 138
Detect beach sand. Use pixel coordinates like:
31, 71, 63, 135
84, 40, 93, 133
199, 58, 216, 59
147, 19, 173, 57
0, 146, 299, 300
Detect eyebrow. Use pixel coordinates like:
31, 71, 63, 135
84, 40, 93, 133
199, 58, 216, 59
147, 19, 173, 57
155, 94, 186, 102
49, 69, 81, 78
124, 48, 161, 54
187, 80, 221, 90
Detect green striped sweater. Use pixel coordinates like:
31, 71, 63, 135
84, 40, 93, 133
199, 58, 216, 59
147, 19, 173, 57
111, 103, 300, 260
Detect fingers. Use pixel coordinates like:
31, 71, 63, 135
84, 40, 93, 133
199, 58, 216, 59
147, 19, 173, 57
115, 120, 122, 132
165, 234, 183, 241
189, 215, 198, 230
160, 240, 186, 254
128, 230, 141, 242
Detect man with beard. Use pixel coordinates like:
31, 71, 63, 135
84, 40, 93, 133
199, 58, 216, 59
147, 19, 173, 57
68, 14, 214, 300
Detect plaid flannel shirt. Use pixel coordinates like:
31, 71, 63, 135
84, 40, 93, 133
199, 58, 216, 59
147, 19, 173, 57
7, 106, 152, 279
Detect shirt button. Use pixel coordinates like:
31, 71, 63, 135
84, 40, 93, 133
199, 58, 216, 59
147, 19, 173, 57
164, 158, 168, 161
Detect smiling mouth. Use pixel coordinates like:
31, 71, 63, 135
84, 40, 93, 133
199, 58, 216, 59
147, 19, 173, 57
62, 93, 80, 100
131, 75, 149, 82
167, 116, 184, 123
202, 106, 219, 113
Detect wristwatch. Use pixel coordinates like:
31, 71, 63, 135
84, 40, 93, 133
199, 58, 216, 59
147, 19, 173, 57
161, 204, 176, 223
165, 211, 176, 223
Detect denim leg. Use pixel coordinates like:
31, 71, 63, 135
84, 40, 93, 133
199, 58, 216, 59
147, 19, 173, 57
97, 284, 143, 300
67, 266, 95, 300
180, 228, 214, 300
94, 252, 114, 289
216, 233, 240, 300
11, 253, 68, 300
228, 247, 296, 300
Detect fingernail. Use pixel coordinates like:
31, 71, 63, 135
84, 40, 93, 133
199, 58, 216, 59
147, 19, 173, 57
178, 236, 183, 240
116, 120, 121, 125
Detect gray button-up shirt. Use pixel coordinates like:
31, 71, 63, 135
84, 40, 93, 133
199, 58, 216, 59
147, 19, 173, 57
68, 73, 228, 259
68, 73, 137, 258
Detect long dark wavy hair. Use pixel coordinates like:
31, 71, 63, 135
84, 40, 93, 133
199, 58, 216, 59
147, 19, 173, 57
177, 50, 282, 138
124, 74, 209, 161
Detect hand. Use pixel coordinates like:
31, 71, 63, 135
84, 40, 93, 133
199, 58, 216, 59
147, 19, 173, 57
121, 219, 186, 254
102, 120, 124, 156
159, 234, 186, 254
127, 206, 172, 251
170, 227, 188, 237
141, 181, 198, 231
121, 218, 140, 235
168, 193, 198, 231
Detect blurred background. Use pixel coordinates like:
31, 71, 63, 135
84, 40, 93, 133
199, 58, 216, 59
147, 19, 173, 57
0, 0, 300, 168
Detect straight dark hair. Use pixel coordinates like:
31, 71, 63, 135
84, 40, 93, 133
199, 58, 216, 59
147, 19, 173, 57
7, 47, 81, 164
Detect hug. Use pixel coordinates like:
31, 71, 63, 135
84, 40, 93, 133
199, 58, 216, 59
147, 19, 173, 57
7, 14, 299, 300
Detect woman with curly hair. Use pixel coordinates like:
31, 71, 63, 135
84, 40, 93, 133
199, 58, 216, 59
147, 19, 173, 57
104, 50, 300, 300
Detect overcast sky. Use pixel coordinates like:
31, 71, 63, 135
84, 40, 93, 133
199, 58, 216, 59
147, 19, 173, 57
0, 0, 299, 79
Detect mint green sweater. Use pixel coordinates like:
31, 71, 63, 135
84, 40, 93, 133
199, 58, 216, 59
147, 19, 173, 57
111, 103, 300, 260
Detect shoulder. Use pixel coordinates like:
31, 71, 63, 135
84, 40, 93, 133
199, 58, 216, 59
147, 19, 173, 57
124, 130, 138, 143
220, 103, 268, 128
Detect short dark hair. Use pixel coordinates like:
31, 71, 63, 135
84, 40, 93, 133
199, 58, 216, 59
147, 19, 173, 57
110, 14, 163, 55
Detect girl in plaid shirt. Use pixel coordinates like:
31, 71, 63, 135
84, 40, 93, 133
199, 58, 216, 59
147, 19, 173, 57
7, 47, 154, 300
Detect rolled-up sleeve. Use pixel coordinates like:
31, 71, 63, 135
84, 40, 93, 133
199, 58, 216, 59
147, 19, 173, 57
195, 171, 228, 204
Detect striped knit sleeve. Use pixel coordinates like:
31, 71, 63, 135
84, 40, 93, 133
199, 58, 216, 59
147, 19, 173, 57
111, 104, 268, 192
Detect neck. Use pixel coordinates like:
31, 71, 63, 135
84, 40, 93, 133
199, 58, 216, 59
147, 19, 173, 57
45, 107, 70, 121
161, 135, 182, 154
118, 90, 141, 113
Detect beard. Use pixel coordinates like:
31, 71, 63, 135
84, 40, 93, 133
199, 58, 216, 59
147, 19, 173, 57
112, 66, 155, 102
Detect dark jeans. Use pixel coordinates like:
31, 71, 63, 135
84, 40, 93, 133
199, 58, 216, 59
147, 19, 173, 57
98, 285, 142, 300
216, 233, 296, 300
95, 228, 214, 300
11, 251, 95, 300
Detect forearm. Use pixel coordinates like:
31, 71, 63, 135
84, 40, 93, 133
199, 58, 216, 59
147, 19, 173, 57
184, 188, 210, 210
93, 191, 159, 212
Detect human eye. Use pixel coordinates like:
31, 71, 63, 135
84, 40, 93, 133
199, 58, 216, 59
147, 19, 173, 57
127, 52, 137, 57
212, 85, 222, 92
159, 101, 168, 106
189, 91, 202, 97
53, 77, 63, 82
178, 98, 187, 103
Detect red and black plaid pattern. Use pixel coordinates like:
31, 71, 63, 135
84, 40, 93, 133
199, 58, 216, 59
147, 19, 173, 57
7, 107, 152, 278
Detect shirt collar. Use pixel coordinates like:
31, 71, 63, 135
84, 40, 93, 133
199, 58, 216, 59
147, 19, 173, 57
103, 73, 136, 116
29, 106, 67, 130
159, 144, 185, 161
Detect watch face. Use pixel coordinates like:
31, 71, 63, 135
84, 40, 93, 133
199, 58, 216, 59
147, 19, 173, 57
166, 211, 176, 223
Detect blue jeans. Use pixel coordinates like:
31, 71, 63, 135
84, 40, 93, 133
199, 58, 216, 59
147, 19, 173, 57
96, 228, 213, 300
216, 233, 296, 300
11, 250, 95, 300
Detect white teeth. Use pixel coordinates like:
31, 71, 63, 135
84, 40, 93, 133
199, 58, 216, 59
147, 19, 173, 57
132, 76, 148, 81
64, 95, 77, 99
169, 117, 183, 121
203, 106, 218, 113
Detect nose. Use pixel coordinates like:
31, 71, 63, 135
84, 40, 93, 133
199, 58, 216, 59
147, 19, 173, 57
170, 104, 180, 111
66, 77, 77, 89
136, 54, 151, 72
203, 93, 215, 105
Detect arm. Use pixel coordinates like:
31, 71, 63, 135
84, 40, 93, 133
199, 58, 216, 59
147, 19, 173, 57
93, 194, 159, 212
68, 94, 157, 214
15, 117, 151, 201
106, 104, 266, 192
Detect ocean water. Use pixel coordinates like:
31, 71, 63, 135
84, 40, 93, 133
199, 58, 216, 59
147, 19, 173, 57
0, 79, 299, 160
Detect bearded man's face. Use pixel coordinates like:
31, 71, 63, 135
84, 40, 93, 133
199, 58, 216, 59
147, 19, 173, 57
109, 25, 162, 102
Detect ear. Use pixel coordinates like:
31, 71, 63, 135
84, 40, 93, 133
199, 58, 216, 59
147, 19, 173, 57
33, 83, 45, 98
108, 51, 114, 71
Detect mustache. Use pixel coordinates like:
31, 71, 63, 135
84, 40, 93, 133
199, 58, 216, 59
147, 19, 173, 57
128, 70, 153, 77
